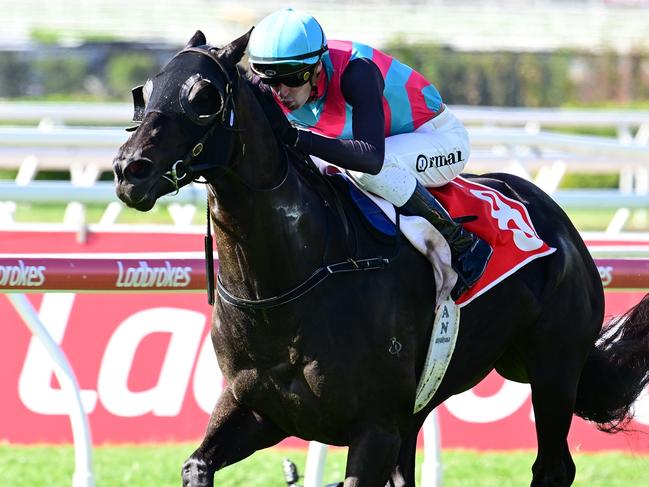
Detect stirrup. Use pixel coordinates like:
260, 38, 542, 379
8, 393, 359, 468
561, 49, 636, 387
450, 239, 493, 300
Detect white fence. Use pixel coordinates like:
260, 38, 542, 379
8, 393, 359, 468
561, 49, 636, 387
1, 103, 648, 233
2, 101, 648, 133
6, 294, 95, 487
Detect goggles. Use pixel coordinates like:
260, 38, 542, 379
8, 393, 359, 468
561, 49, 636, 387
251, 62, 316, 88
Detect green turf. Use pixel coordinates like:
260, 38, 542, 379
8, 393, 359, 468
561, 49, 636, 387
2, 444, 649, 486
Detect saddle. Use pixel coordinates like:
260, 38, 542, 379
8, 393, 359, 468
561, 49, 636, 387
312, 166, 456, 305
326, 172, 399, 239
316, 165, 556, 307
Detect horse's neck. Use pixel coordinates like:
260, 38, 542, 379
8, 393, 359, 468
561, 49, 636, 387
212, 168, 327, 302
211, 83, 328, 301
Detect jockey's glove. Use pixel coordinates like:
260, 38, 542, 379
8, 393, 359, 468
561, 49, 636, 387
275, 117, 299, 147
262, 101, 299, 147
249, 75, 299, 147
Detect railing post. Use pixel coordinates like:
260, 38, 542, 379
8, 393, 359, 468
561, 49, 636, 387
303, 441, 328, 487
6, 294, 95, 487
421, 410, 443, 487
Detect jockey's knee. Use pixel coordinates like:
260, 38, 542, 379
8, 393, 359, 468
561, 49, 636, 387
384, 117, 471, 187
411, 146, 469, 188
350, 155, 417, 207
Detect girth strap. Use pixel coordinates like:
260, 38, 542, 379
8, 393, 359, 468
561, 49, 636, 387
217, 256, 390, 311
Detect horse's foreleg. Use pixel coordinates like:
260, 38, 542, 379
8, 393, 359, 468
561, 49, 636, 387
343, 424, 401, 487
182, 387, 286, 487
389, 427, 419, 487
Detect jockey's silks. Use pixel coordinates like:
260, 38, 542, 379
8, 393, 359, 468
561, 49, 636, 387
280, 40, 443, 139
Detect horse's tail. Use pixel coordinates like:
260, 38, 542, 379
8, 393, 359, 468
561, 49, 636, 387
574, 293, 649, 432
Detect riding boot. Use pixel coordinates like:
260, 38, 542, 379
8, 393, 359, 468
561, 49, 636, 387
401, 182, 493, 300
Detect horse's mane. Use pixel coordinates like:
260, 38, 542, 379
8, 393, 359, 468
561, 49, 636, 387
235, 66, 329, 185
235, 65, 365, 234
239, 66, 285, 123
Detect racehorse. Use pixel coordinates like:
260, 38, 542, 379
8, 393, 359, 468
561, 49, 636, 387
113, 30, 649, 487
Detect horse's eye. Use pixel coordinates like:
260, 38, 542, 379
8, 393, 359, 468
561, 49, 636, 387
187, 80, 222, 117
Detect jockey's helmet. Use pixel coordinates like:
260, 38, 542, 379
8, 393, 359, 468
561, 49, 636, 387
248, 8, 327, 87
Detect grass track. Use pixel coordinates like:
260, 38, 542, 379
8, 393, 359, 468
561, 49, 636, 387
2, 444, 649, 486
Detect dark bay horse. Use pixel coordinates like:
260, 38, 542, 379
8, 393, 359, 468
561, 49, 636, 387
113, 30, 649, 487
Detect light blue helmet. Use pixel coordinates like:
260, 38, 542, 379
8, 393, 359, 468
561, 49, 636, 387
248, 8, 327, 85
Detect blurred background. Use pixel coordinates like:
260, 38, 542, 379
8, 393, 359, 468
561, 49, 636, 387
2, 0, 649, 231
3, 0, 649, 105
2, 2, 649, 487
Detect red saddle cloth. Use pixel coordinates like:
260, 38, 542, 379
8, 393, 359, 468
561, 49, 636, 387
430, 176, 556, 307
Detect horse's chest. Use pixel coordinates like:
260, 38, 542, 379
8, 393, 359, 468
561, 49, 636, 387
212, 318, 360, 440
226, 352, 338, 437
228, 351, 317, 404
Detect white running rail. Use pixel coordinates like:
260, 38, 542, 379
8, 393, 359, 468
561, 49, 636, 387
6, 294, 95, 487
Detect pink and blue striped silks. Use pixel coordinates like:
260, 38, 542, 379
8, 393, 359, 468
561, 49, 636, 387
281, 40, 443, 139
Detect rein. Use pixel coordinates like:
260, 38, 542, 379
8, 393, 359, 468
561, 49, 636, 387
216, 256, 391, 310
133, 44, 398, 309
213, 151, 402, 311
208, 145, 401, 310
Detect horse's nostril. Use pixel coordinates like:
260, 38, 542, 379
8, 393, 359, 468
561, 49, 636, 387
124, 158, 153, 181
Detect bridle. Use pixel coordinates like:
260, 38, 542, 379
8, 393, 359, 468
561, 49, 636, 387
128, 46, 249, 192
162, 47, 244, 191
126, 44, 396, 310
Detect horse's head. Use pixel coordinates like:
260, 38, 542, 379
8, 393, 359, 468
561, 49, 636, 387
113, 30, 251, 211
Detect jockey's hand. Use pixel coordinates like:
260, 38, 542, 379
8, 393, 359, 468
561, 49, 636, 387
267, 109, 298, 147
249, 76, 299, 146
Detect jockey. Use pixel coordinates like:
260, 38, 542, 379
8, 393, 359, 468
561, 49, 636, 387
247, 8, 492, 300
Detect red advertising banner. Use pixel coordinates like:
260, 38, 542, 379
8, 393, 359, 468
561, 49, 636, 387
2, 230, 649, 450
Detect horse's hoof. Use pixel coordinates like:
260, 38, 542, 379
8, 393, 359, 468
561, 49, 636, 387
182, 457, 213, 487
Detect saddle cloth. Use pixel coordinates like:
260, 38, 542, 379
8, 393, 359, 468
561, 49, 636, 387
343, 174, 556, 307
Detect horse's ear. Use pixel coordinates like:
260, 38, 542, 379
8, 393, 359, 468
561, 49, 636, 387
186, 30, 207, 48
221, 28, 253, 65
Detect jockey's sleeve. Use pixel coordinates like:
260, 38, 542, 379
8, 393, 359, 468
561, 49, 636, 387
295, 58, 386, 175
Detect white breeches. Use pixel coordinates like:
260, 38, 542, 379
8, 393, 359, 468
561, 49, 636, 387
350, 106, 470, 207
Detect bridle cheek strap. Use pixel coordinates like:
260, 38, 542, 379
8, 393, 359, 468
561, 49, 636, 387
153, 46, 243, 189
161, 121, 222, 193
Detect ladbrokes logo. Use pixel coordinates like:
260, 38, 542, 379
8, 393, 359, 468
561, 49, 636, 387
116, 261, 192, 288
0, 260, 46, 287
